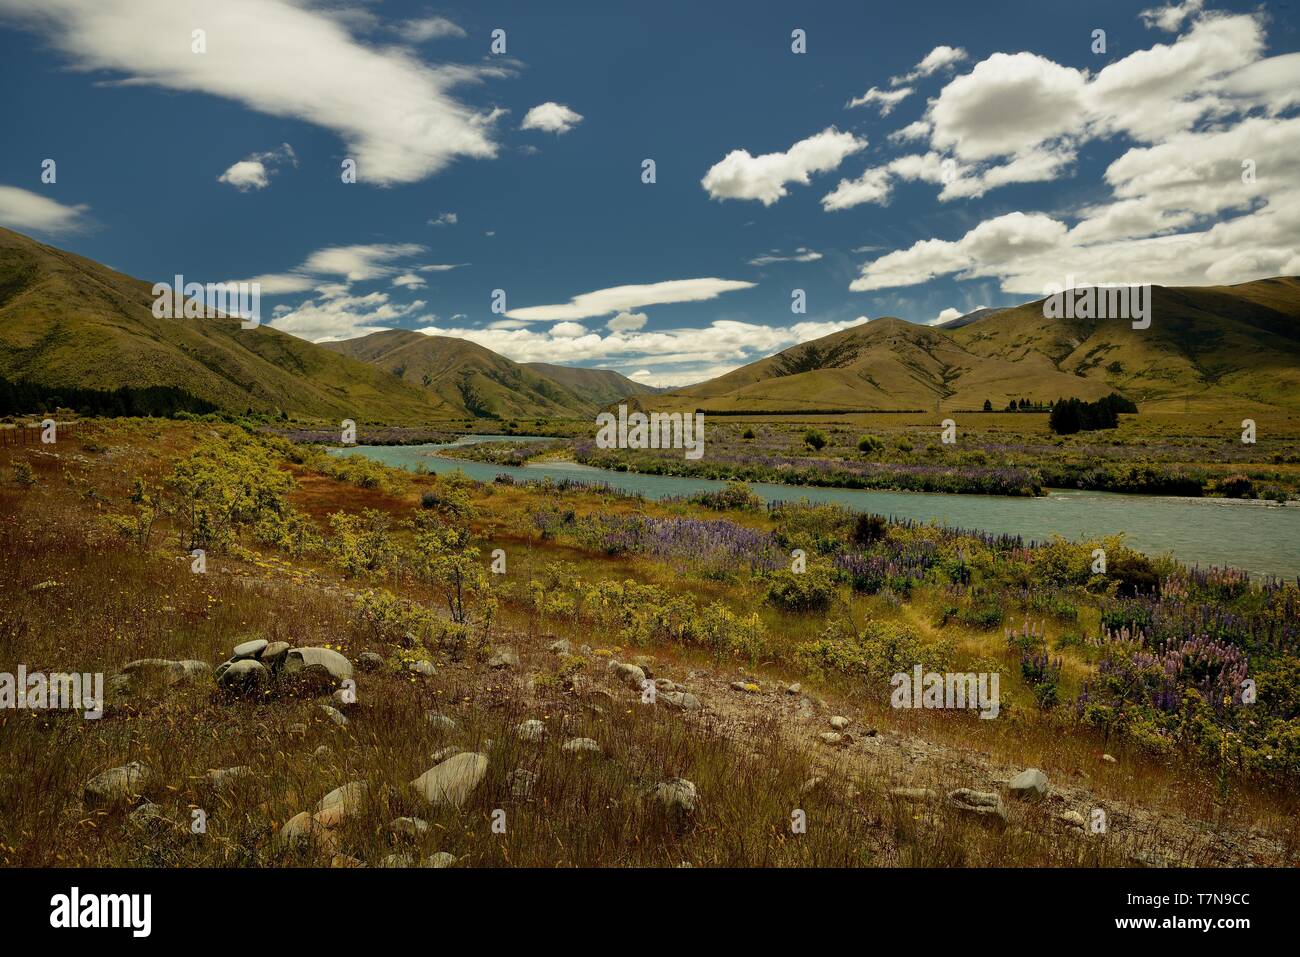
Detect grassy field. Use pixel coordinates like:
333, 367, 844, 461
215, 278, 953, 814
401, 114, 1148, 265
437, 410, 1300, 500
1, 416, 1297, 868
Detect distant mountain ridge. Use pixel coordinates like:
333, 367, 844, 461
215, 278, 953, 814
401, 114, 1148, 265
643, 278, 1300, 413
0, 228, 654, 421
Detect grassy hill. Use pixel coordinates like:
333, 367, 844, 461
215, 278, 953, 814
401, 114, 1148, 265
0, 226, 440, 422
322, 329, 651, 419
521, 361, 661, 405
643, 279, 1300, 413
951, 280, 1300, 412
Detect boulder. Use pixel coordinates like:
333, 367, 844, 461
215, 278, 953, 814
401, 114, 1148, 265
946, 788, 1007, 823
84, 762, 148, 809
608, 661, 646, 691
653, 778, 698, 816
1007, 768, 1049, 801
661, 691, 701, 712
389, 816, 429, 837
358, 652, 384, 672
488, 647, 520, 670
319, 704, 348, 727
232, 638, 268, 659
889, 787, 937, 803
313, 781, 369, 827
279, 811, 337, 853
829, 716, 850, 730
425, 712, 457, 733
405, 659, 436, 677
562, 737, 601, 755
422, 852, 457, 868
410, 752, 488, 807
284, 647, 353, 692
515, 719, 546, 743
217, 658, 267, 696
204, 766, 253, 792
258, 642, 291, 669
507, 769, 537, 800
120, 658, 186, 687
547, 639, 572, 655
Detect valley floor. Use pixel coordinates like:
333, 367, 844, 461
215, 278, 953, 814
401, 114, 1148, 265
1, 417, 1296, 867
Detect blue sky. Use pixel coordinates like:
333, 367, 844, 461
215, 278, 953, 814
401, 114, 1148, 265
1, 0, 1297, 386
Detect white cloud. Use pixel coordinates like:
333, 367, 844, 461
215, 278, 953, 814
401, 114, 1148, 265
299, 243, 426, 282
843, 6, 1299, 293
891, 45, 969, 86
701, 127, 866, 205
520, 102, 584, 134
0, 0, 509, 185
270, 290, 429, 342
427, 212, 458, 227
888, 120, 931, 143
748, 247, 823, 266
607, 311, 647, 332
417, 262, 469, 273
506, 278, 756, 322
217, 143, 296, 191
397, 16, 466, 42
0, 185, 89, 234
410, 316, 872, 387
392, 272, 426, 289
846, 86, 912, 115
930, 308, 964, 326
1140, 0, 1204, 32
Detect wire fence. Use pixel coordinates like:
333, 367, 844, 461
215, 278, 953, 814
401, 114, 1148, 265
0, 423, 77, 447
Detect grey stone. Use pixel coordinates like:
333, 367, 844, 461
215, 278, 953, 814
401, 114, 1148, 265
422, 852, 457, 868
829, 715, 850, 730
319, 704, 348, 727
661, 691, 701, 711
233, 638, 268, 659
425, 712, 457, 733
284, 647, 354, 690
217, 658, 267, 695
889, 787, 937, 803
410, 752, 488, 807
405, 659, 436, 677
653, 778, 698, 815
84, 762, 148, 809
358, 652, 384, 672
488, 647, 520, 670
562, 737, 601, 755
547, 639, 572, 655
515, 719, 546, 742
507, 768, 537, 800
1008, 768, 1049, 801
946, 788, 1007, 822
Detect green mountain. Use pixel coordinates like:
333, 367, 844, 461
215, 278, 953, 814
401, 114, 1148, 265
522, 362, 661, 406
646, 278, 1300, 413
321, 329, 653, 418
0, 226, 439, 422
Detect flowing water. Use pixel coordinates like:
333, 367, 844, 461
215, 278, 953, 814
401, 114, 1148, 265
330, 438, 1300, 580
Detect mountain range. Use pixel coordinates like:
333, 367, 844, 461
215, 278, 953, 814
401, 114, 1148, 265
0, 227, 650, 421
647, 279, 1300, 414
2, 226, 1297, 419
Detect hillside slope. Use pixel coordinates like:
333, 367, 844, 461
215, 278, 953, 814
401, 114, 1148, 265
645, 278, 1300, 413
322, 329, 631, 418
0, 227, 440, 421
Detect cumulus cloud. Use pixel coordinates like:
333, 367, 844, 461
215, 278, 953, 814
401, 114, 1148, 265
1140, 0, 1205, 32
217, 143, 297, 191
0, 0, 508, 185
846, 86, 912, 115
410, 316, 871, 387
396, 16, 466, 42
392, 272, 426, 289
607, 311, 647, 332
890, 45, 969, 86
701, 128, 866, 205
0, 185, 90, 234
748, 248, 823, 266
520, 102, 584, 134
427, 212, 458, 226
230, 242, 431, 300
270, 290, 428, 342
506, 278, 756, 322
